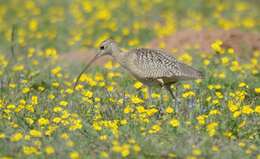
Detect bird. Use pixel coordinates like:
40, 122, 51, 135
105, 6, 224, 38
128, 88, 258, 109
74, 39, 204, 101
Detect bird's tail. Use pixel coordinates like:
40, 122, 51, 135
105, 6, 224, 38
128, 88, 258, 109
193, 70, 204, 79
179, 63, 204, 80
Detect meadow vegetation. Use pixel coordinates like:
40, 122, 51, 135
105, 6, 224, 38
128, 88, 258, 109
0, 0, 260, 159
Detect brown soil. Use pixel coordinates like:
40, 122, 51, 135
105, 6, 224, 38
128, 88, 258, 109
61, 29, 260, 65
149, 29, 260, 55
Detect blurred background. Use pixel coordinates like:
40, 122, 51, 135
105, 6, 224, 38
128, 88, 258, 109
0, 1, 260, 158
0, 0, 259, 54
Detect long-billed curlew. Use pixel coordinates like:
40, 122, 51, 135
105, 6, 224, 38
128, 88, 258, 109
74, 39, 203, 101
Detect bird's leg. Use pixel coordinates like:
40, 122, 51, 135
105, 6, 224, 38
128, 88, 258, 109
175, 83, 181, 113
175, 83, 181, 103
147, 86, 152, 102
165, 85, 177, 100
165, 84, 180, 111
156, 79, 165, 117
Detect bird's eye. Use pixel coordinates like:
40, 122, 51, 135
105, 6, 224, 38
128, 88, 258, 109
100, 46, 105, 50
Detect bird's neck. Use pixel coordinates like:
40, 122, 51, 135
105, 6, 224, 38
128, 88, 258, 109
111, 50, 128, 65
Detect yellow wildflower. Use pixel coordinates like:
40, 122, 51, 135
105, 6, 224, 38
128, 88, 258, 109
169, 119, 180, 127
165, 107, 174, 113
192, 148, 202, 156
45, 146, 55, 155
96, 9, 111, 21
124, 106, 133, 114
82, 1, 92, 12
196, 115, 207, 125
228, 101, 238, 112
0, 133, 5, 139
207, 122, 218, 136
239, 82, 248, 88
51, 66, 62, 76
69, 151, 80, 159
227, 48, 234, 54
183, 84, 191, 89
22, 87, 30, 94
182, 91, 195, 98
100, 151, 109, 158
53, 117, 62, 124
134, 82, 143, 89
255, 106, 260, 114
255, 88, 260, 93
149, 124, 161, 133
99, 135, 108, 141
84, 91, 93, 98
233, 111, 241, 118
133, 144, 141, 152
31, 96, 38, 105
60, 133, 69, 140
131, 96, 144, 104
52, 82, 59, 88
29, 130, 42, 138
241, 105, 254, 115
209, 109, 221, 115
179, 53, 192, 65
104, 60, 113, 70
203, 59, 210, 66
60, 100, 68, 107
23, 146, 38, 155
12, 64, 24, 72
106, 85, 114, 92
221, 57, 229, 65
10, 132, 23, 142
151, 93, 160, 99
212, 145, 219, 152
211, 40, 224, 54
120, 119, 127, 125
38, 117, 49, 126
28, 19, 38, 31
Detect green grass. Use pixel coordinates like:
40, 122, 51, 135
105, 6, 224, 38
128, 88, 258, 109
0, 46, 259, 158
0, 0, 260, 158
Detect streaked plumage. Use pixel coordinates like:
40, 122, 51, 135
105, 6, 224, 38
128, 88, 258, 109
120, 48, 203, 85
74, 39, 204, 101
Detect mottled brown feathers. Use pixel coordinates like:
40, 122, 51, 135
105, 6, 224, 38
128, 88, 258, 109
128, 48, 203, 81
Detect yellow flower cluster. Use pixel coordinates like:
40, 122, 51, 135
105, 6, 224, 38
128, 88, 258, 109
0, 0, 259, 158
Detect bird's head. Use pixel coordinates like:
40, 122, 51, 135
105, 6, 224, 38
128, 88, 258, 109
73, 38, 120, 89
98, 39, 120, 56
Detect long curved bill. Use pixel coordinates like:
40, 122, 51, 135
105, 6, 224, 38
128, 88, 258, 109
73, 53, 101, 90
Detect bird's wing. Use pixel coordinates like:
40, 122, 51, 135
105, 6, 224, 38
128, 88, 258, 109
132, 48, 202, 80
